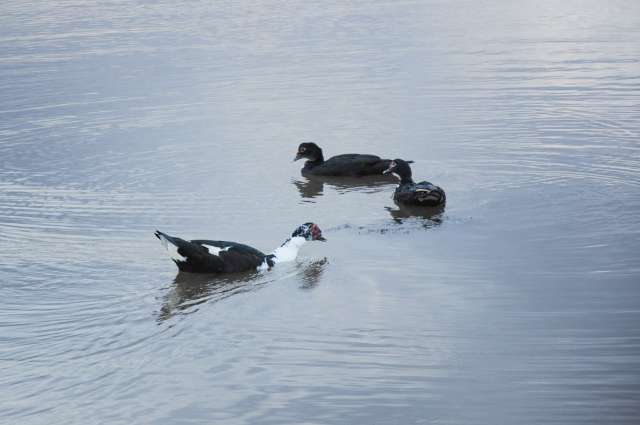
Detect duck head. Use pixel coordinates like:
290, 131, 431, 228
294, 142, 324, 162
292, 222, 326, 242
383, 159, 413, 183
272, 222, 326, 264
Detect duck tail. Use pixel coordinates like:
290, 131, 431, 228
154, 230, 181, 245
154, 230, 191, 263
154, 230, 225, 273
155, 230, 177, 246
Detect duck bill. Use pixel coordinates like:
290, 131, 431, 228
316, 236, 327, 242
294, 153, 304, 162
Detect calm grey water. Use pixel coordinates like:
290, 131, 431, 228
1, 1, 640, 424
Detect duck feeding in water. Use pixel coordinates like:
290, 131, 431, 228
294, 142, 395, 177
383, 159, 446, 207
155, 223, 326, 274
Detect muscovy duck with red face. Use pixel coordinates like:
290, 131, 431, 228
383, 159, 446, 207
294, 142, 394, 177
155, 223, 326, 274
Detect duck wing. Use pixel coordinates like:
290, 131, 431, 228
394, 181, 446, 206
413, 181, 446, 205
318, 154, 391, 176
193, 239, 265, 257
155, 231, 268, 273
190, 239, 271, 273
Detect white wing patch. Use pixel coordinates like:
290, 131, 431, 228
202, 244, 232, 256
158, 234, 187, 262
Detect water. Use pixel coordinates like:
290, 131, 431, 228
1, 1, 639, 423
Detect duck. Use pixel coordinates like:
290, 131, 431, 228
155, 223, 326, 274
383, 159, 446, 207
294, 142, 393, 177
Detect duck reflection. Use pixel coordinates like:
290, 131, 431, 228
156, 270, 260, 323
297, 258, 328, 290
293, 175, 395, 200
156, 260, 329, 322
293, 177, 324, 199
386, 203, 445, 228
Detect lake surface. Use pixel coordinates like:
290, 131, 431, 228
1, 1, 639, 423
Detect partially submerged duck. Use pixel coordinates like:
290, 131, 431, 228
294, 142, 393, 177
383, 159, 446, 207
155, 223, 326, 274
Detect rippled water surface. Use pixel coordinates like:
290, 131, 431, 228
2, 1, 640, 424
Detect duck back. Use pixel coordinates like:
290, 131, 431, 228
187, 240, 269, 273
156, 231, 271, 274
304, 154, 391, 176
394, 181, 446, 207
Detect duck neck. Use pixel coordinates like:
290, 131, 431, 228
306, 156, 324, 169
401, 176, 414, 185
306, 148, 324, 167
271, 236, 306, 263
395, 172, 414, 185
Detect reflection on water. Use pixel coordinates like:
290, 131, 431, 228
157, 271, 263, 323
386, 204, 445, 228
297, 258, 327, 290
293, 175, 395, 200
293, 177, 325, 199
157, 260, 327, 322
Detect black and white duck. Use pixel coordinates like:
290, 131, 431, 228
294, 142, 393, 177
155, 223, 326, 274
383, 159, 446, 207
